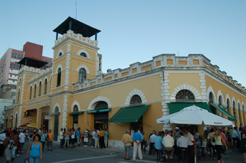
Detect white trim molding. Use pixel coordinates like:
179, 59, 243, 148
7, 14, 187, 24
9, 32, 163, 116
53, 103, 61, 113
57, 49, 64, 59
62, 95, 68, 128
170, 84, 202, 100
199, 72, 208, 102
88, 96, 112, 110
225, 94, 231, 107
71, 100, 81, 111
77, 49, 90, 59
56, 64, 63, 73
232, 96, 236, 109
207, 86, 216, 103
217, 90, 225, 105
160, 71, 172, 130
125, 89, 147, 106
76, 65, 90, 74
237, 99, 241, 109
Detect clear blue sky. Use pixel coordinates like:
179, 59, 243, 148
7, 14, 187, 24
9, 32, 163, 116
0, 0, 246, 86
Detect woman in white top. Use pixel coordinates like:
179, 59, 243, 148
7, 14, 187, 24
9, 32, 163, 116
70, 129, 75, 148
212, 130, 228, 163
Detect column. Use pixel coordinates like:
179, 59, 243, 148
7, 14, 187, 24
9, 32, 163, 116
36, 109, 42, 129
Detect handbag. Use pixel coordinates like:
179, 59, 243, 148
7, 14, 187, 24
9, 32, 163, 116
23, 158, 29, 163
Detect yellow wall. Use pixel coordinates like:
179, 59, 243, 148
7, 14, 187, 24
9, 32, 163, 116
168, 73, 201, 94
205, 75, 246, 126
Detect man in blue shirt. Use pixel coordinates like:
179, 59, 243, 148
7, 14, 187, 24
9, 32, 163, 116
133, 129, 143, 160
75, 128, 81, 146
155, 131, 164, 162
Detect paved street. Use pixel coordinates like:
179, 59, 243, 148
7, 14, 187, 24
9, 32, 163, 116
0, 141, 244, 163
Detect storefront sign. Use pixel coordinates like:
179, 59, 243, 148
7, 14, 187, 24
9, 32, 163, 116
45, 115, 51, 120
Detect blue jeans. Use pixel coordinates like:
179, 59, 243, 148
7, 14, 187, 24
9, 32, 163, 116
29, 157, 40, 163
60, 139, 64, 148
156, 149, 163, 161
92, 139, 95, 147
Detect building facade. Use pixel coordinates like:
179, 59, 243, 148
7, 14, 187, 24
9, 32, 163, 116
4, 17, 246, 147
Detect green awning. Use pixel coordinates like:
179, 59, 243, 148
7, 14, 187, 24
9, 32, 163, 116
69, 111, 84, 115
209, 103, 237, 122
167, 102, 212, 114
109, 105, 150, 123
98, 108, 111, 113
87, 110, 98, 114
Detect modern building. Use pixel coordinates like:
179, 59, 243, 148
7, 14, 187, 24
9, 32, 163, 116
0, 98, 13, 128
4, 17, 246, 147
0, 42, 52, 99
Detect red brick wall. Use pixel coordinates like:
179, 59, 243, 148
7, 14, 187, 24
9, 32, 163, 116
23, 42, 43, 60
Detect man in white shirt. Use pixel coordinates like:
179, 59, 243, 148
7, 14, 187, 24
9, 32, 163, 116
176, 132, 188, 161
0, 129, 6, 157
91, 129, 96, 147
19, 130, 25, 154
162, 130, 174, 159
206, 128, 215, 156
59, 128, 64, 149
149, 130, 157, 155
185, 129, 194, 163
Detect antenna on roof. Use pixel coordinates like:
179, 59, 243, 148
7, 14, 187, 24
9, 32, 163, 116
75, 1, 77, 20
177, 51, 179, 56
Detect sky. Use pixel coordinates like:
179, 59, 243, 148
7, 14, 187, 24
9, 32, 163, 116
0, 0, 246, 86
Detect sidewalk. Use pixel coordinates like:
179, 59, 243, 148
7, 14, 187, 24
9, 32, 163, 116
52, 141, 244, 162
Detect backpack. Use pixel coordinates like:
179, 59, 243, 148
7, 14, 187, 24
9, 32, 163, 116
7, 139, 15, 149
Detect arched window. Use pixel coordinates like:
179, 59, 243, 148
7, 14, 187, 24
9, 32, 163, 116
39, 81, 42, 96
130, 95, 142, 105
79, 68, 86, 83
57, 68, 61, 87
176, 90, 195, 100
95, 101, 108, 110
73, 105, 79, 112
226, 99, 230, 111
233, 101, 236, 117
209, 92, 216, 114
238, 103, 241, 125
17, 89, 20, 101
34, 84, 37, 98
55, 107, 59, 114
59, 52, 62, 57
44, 79, 47, 94
218, 96, 222, 106
80, 52, 87, 57
29, 86, 32, 99
209, 92, 214, 103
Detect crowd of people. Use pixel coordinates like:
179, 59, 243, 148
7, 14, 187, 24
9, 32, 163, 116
1, 125, 246, 163
122, 126, 246, 163
0, 126, 109, 163
59, 127, 109, 149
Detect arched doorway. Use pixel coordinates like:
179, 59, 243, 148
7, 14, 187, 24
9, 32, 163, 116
54, 107, 59, 141
209, 92, 216, 114
94, 101, 108, 129
130, 95, 143, 131
72, 105, 79, 129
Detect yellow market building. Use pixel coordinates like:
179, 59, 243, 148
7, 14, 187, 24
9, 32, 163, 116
4, 17, 246, 147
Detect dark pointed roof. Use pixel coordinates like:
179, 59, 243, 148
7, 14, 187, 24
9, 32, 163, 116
53, 17, 101, 37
